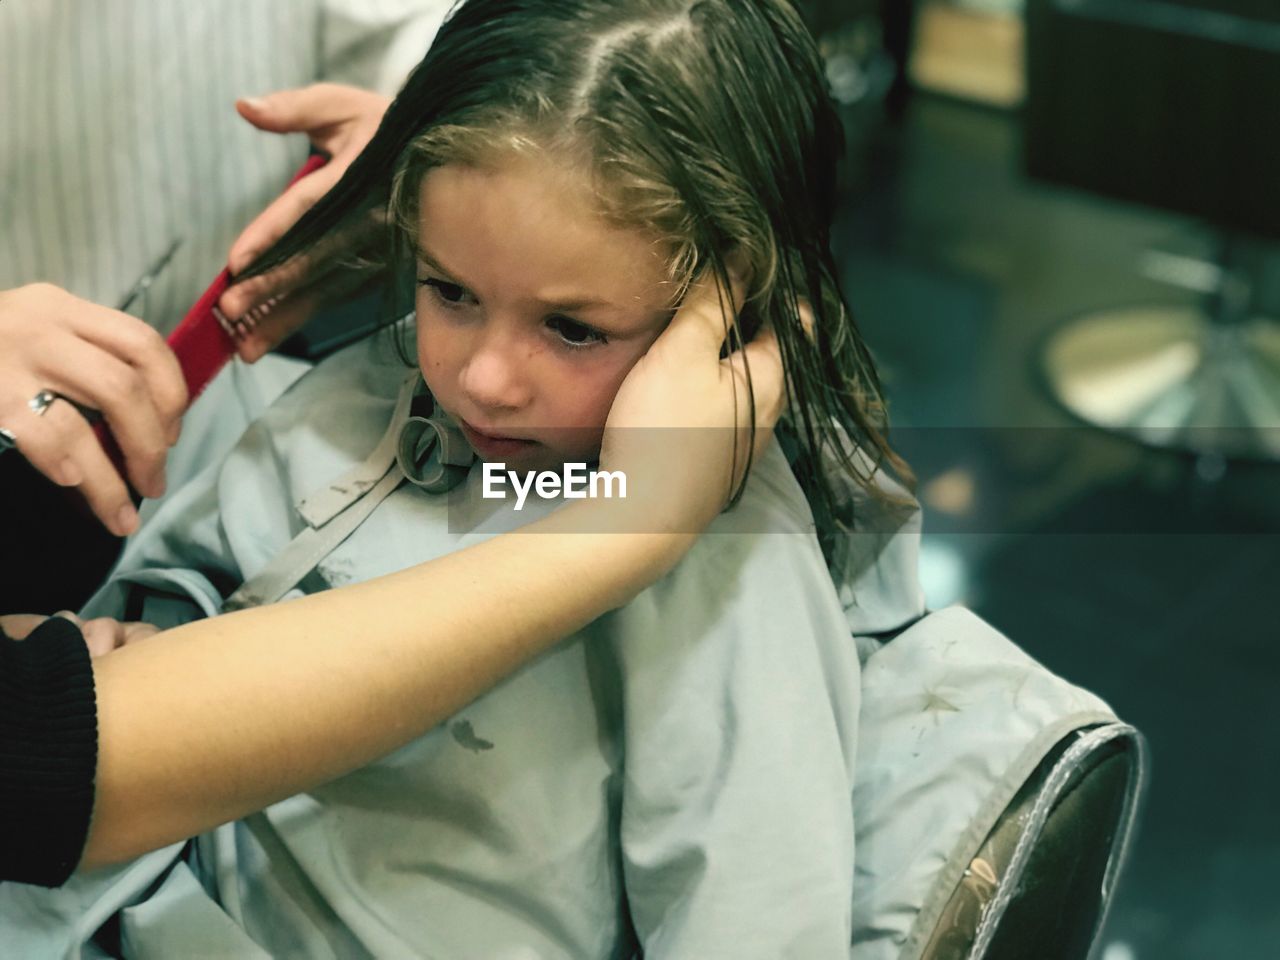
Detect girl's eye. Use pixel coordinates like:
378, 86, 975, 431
418, 277, 470, 306
547, 315, 606, 349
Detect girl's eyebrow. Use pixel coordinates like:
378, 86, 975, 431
415, 244, 460, 281
416, 241, 611, 312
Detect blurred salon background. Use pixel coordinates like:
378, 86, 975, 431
802, 0, 1279, 957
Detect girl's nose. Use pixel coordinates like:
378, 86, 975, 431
458, 339, 532, 414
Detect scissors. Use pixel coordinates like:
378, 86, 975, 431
117, 238, 183, 313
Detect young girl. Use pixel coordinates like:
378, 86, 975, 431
3, 1, 923, 956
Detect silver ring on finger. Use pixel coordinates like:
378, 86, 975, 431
29, 389, 62, 417
0, 426, 16, 455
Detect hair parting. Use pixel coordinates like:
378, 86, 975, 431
238, 0, 916, 554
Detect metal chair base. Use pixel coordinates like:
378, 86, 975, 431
1042, 304, 1280, 462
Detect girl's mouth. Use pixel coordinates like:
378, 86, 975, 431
458, 419, 538, 459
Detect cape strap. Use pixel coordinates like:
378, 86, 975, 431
223, 375, 473, 611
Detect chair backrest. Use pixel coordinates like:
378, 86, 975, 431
850, 606, 1146, 960
920, 724, 1146, 960
1024, 0, 1280, 239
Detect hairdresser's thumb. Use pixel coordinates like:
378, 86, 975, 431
236, 95, 277, 129
236, 83, 371, 135
235, 91, 313, 134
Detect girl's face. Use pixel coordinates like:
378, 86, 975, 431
415, 158, 676, 470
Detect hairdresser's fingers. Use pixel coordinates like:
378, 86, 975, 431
65, 437, 137, 536
233, 83, 381, 141
225, 214, 387, 361
224, 205, 386, 316
120, 621, 162, 646
33, 335, 173, 500
0, 614, 50, 642
226, 84, 389, 275
66, 307, 188, 444
18, 410, 148, 536
222, 210, 386, 333
226, 163, 344, 277
14, 382, 140, 535
231, 289, 316, 364
3, 284, 186, 449
221, 252, 315, 325
80, 618, 129, 658
233, 267, 381, 363
0, 286, 174, 532
48, 409, 139, 536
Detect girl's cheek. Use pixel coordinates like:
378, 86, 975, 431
567, 364, 635, 431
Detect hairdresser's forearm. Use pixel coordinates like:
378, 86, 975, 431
82, 502, 692, 870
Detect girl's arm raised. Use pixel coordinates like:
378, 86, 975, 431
77, 273, 775, 872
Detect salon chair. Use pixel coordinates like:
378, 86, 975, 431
917, 724, 1141, 960
1025, 0, 1280, 461
850, 605, 1146, 960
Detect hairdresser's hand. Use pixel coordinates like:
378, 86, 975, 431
219, 83, 391, 362
0, 612, 158, 656
0, 284, 187, 535
0, 614, 48, 642
77, 615, 162, 656
599, 273, 786, 531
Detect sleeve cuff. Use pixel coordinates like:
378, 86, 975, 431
0, 615, 98, 887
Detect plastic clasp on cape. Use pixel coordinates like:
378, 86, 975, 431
396, 386, 474, 494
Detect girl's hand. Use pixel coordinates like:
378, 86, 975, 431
598, 273, 786, 532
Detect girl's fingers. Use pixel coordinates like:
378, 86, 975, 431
656, 271, 746, 366
728, 325, 785, 465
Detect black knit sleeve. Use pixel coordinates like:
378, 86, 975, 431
0, 615, 98, 887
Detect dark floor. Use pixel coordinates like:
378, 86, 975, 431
834, 95, 1280, 959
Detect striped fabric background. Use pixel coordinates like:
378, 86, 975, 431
0, 0, 451, 334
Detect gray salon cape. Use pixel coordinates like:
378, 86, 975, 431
0, 331, 929, 959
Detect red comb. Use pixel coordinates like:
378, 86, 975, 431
98, 153, 330, 475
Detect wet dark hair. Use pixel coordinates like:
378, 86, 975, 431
243, 0, 914, 544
